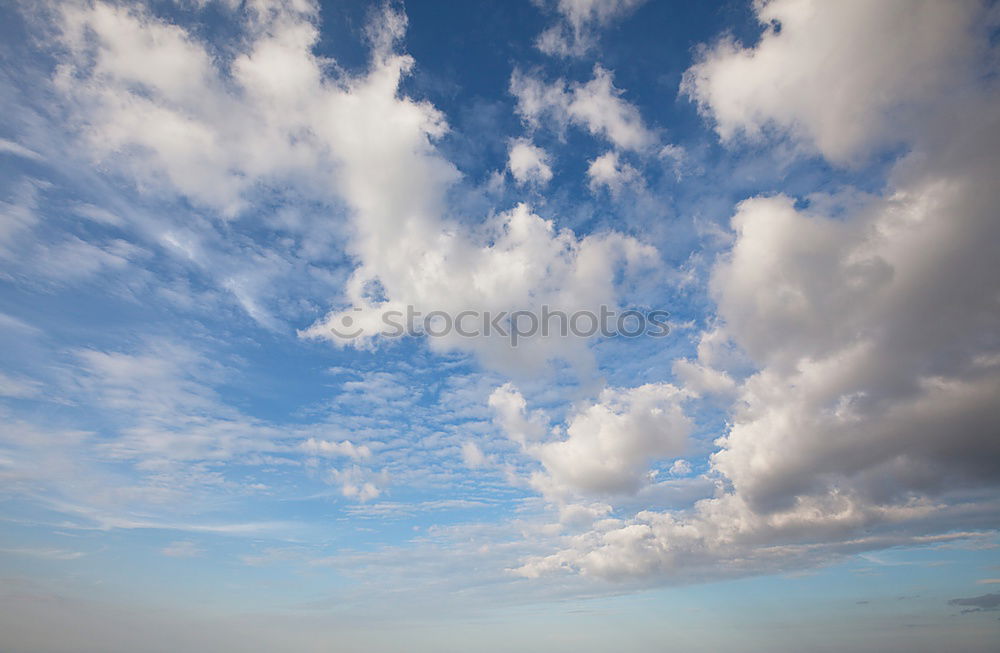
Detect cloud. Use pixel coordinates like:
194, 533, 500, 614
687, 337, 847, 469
302, 202, 656, 374
513, 0, 1000, 581
670, 359, 736, 398
586, 150, 640, 196
488, 383, 550, 447
461, 441, 488, 469
657, 143, 687, 179
0, 547, 85, 560
34, 236, 146, 282
507, 138, 553, 185
34, 0, 662, 365
0, 333, 419, 546
300, 437, 372, 460
535, 0, 646, 58
330, 465, 389, 502
55, 1, 253, 215
343, 498, 494, 519
680, 0, 991, 163
70, 342, 279, 463
491, 382, 691, 498
0, 311, 41, 336
0, 371, 42, 398
0, 1, 352, 327
948, 593, 1000, 614
511, 65, 655, 152
0, 138, 43, 161
668, 459, 691, 476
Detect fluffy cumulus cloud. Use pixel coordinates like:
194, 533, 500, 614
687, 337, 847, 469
671, 355, 736, 398
586, 150, 640, 196
536, 0, 646, 57
491, 382, 691, 498
507, 138, 554, 185
680, 0, 992, 163
303, 202, 656, 373
515, 0, 1000, 580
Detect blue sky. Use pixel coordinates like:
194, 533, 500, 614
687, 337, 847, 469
1, 0, 999, 651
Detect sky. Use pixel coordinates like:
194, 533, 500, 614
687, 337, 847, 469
0, 0, 999, 651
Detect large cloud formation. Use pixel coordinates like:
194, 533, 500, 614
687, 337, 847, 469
515, 0, 1000, 580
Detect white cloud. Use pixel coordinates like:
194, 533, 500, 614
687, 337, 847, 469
23, 1, 349, 326
535, 0, 646, 58
511, 65, 655, 152
488, 383, 551, 447
0, 371, 42, 398
657, 143, 687, 179
70, 342, 274, 463
0, 312, 41, 336
55, 2, 249, 214
507, 138, 553, 185
586, 150, 640, 195
331, 465, 388, 502
300, 437, 371, 460
491, 382, 691, 498
0, 138, 43, 161
670, 359, 736, 398
680, 0, 990, 163
73, 203, 124, 227
34, 236, 146, 282
302, 202, 656, 374
461, 441, 488, 469
668, 459, 691, 476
